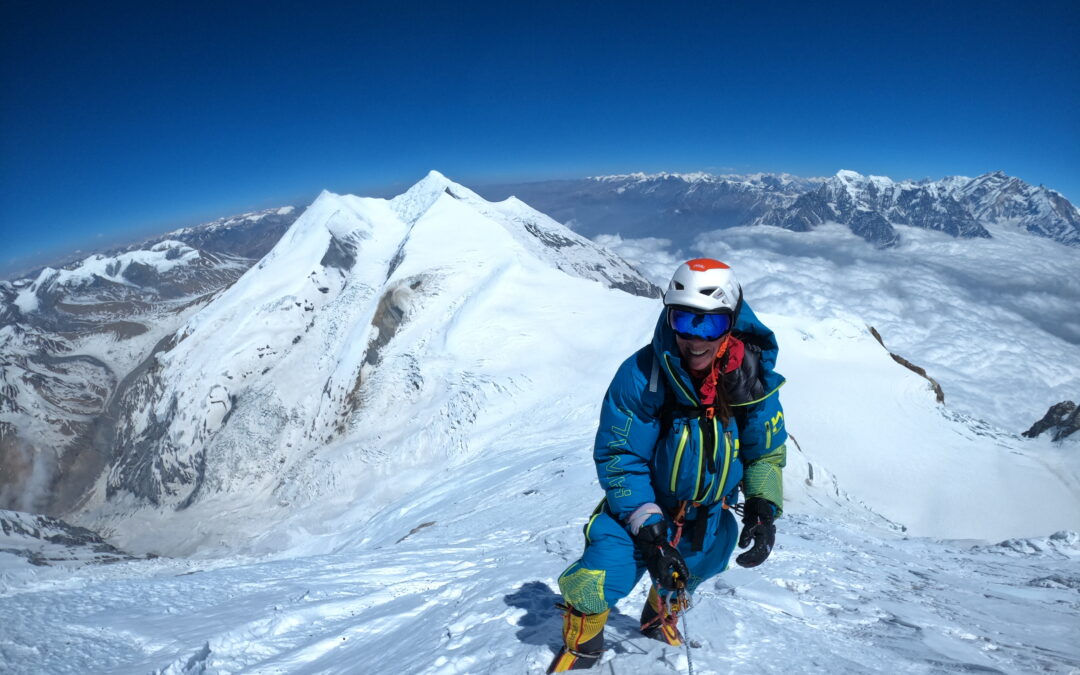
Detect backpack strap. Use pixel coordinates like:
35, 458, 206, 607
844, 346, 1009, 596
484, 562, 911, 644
649, 351, 661, 393
653, 353, 674, 438
654, 351, 711, 435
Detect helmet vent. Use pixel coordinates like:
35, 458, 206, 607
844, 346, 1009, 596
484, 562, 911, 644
674, 282, 684, 290
700, 287, 717, 296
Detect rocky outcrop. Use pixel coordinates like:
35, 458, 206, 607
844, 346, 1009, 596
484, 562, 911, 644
0, 509, 133, 566
1022, 401, 1079, 442
868, 326, 945, 404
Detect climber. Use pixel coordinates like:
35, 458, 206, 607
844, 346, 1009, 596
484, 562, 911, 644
549, 258, 787, 672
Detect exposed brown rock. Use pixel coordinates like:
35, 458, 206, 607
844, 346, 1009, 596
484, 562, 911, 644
868, 326, 945, 404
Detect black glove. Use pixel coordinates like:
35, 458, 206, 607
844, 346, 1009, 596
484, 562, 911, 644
633, 521, 690, 591
736, 497, 776, 568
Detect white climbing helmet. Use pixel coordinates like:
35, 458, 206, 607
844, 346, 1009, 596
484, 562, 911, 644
663, 258, 742, 314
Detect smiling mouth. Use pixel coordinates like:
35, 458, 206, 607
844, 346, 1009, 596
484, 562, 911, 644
689, 349, 709, 356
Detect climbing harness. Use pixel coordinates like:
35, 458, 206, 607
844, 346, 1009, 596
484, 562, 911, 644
671, 497, 740, 553
670, 501, 688, 547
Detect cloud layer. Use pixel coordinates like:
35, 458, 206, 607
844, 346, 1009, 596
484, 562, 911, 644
598, 222, 1080, 433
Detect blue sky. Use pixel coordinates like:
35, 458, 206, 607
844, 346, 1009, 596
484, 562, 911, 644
2, 1, 1078, 275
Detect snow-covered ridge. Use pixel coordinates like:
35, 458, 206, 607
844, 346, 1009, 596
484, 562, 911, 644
589, 170, 820, 188
591, 171, 717, 183
69, 171, 657, 554
16, 240, 199, 305
1, 240, 255, 517
747, 168, 1080, 246
574, 168, 1080, 248
976, 530, 1080, 558
10, 238, 252, 315
167, 206, 296, 237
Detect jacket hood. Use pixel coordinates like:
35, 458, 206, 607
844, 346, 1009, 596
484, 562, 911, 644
651, 301, 782, 406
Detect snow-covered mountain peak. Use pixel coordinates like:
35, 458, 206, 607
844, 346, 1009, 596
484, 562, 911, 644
953, 171, 1080, 243
10, 240, 224, 316
590, 171, 806, 187
167, 206, 297, 238
935, 174, 974, 193
387, 169, 485, 225
963, 170, 1017, 193
590, 171, 695, 183
34, 239, 199, 286
72, 173, 658, 546
834, 169, 866, 183
831, 170, 895, 191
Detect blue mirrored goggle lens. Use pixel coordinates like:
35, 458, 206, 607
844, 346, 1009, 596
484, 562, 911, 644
669, 309, 731, 340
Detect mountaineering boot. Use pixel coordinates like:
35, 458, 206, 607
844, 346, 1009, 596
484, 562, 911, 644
547, 605, 609, 672
639, 586, 684, 646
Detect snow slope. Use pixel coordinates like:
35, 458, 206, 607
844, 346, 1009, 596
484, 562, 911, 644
0, 173, 1077, 674
774, 314, 1079, 539
75, 171, 657, 556
0, 510, 133, 570
1, 411, 1077, 674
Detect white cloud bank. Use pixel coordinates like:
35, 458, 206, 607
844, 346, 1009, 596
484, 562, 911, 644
598, 221, 1080, 433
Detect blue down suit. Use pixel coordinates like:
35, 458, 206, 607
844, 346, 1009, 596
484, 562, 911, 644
558, 302, 787, 614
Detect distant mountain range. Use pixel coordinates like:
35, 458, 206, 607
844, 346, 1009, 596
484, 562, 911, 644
479, 169, 1080, 248
1, 173, 656, 521
0, 207, 301, 513
2, 167, 1077, 518
6, 169, 1077, 287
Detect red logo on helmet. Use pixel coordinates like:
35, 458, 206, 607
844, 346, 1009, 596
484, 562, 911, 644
686, 258, 729, 271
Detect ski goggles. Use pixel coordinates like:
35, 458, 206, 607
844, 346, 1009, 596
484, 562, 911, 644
668, 308, 732, 341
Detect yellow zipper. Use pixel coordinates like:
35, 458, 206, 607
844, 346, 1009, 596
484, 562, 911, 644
663, 353, 697, 405
693, 423, 704, 499
669, 426, 689, 493
585, 513, 601, 543
714, 426, 732, 503
584, 498, 606, 542
729, 381, 786, 408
